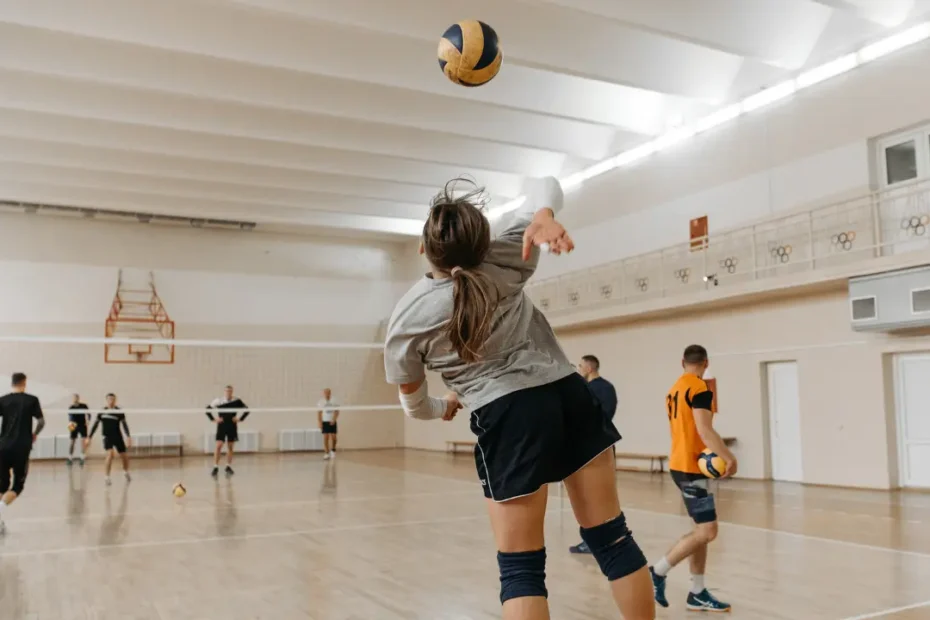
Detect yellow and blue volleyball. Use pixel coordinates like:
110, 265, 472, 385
172, 483, 187, 498
697, 449, 727, 479
438, 20, 502, 87
68, 422, 77, 432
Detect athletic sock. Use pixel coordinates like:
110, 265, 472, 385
690, 574, 705, 594
653, 557, 672, 577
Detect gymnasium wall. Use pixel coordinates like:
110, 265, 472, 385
536, 41, 930, 279
0, 212, 410, 452
404, 286, 930, 489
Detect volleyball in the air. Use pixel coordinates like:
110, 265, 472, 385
438, 20, 502, 87
172, 483, 187, 498
697, 449, 727, 479
68, 422, 77, 432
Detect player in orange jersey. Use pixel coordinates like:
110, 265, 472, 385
650, 345, 735, 612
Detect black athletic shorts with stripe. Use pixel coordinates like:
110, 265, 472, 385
671, 470, 718, 524
470, 373, 621, 502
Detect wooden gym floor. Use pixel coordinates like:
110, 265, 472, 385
0, 449, 928, 619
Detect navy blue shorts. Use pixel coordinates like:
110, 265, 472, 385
671, 470, 717, 524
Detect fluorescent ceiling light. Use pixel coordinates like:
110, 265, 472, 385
449, 22, 930, 236
859, 22, 930, 61
742, 80, 796, 112
796, 53, 859, 88
487, 196, 526, 221
693, 104, 742, 133
561, 158, 620, 192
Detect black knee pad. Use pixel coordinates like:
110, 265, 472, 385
497, 548, 547, 604
579, 512, 647, 581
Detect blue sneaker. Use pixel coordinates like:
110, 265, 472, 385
650, 567, 669, 608
568, 541, 591, 554
686, 589, 731, 612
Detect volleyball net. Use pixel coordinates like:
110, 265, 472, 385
0, 333, 405, 458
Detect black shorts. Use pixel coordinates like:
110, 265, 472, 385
671, 470, 717, 524
470, 373, 621, 502
69, 423, 88, 440
104, 435, 127, 454
216, 423, 239, 443
0, 446, 30, 494
321, 422, 337, 434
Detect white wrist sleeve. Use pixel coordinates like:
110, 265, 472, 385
398, 381, 447, 420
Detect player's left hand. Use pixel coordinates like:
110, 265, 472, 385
232, 416, 239, 424
442, 393, 462, 421
522, 209, 573, 260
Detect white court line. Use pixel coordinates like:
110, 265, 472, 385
843, 599, 930, 620
364, 465, 930, 559
0, 512, 495, 558
10, 488, 476, 525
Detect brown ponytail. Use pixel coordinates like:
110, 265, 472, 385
423, 179, 499, 363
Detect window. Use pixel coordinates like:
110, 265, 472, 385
885, 140, 917, 184
876, 123, 930, 187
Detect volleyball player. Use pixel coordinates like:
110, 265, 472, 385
384, 177, 654, 620
649, 345, 736, 612
86, 393, 132, 486
67, 393, 91, 466
568, 354, 618, 555
317, 388, 339, 460
205, 385, 249, 477
0, 373, 45, 535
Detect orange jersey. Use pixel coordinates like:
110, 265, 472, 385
666, 372, 715, 474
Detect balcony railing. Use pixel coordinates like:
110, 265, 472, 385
526, 178, 930, 315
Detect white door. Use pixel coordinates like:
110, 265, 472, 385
895, 353, 930, 488
767, 362, 804, 482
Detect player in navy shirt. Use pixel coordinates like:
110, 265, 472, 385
569, 355, 619, 554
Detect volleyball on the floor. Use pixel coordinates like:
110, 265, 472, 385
697, 449, 727, 479
68, 422, 77, 432
438, 20, 502, 87
172, 483, 187, 498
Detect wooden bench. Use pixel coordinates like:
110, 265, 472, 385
615, 452, 668, 473
446, 440, 476, 454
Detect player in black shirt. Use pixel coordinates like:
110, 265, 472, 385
570, 355, 619, 555
87, 393, 131, 486
67, 393, 91, 467
0, 373, 46, 535
205, 385, 250, 477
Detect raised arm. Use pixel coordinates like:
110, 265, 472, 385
484, 176, 569, 294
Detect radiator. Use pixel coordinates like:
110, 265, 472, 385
278, 428, 324, 452
32, 436, 57, 460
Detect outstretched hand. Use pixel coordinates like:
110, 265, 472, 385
522, 209, 574, 260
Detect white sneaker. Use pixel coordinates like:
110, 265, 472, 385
105, 476, 112, 486
322, 452, 331, 460
124, 472, 132, 483
0, 518, 6, 536
329, 452, 336, 460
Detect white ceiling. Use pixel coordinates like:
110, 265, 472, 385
1, 0, 927, 238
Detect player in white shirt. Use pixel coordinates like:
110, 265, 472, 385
317, 388, 339, 460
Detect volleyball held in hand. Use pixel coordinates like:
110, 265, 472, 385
68, 422, 77, 432
697, 449, 727, 479
172, 483, 187, 498
438, 20, 502, 87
